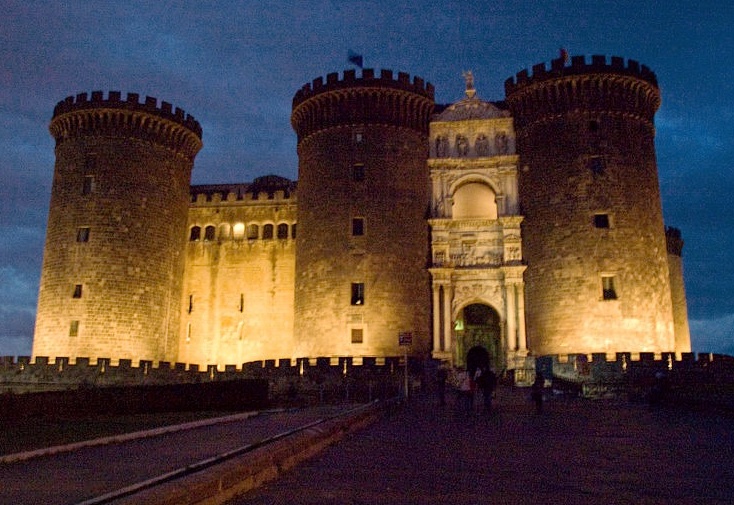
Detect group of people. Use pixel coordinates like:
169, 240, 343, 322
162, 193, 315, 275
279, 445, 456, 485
435, 365, 546, 415
452, 366, 498, 415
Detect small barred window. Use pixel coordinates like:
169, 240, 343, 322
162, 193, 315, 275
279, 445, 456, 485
602, 275, 617, 300
351, 283, 365, 305
77, 227, 90, 243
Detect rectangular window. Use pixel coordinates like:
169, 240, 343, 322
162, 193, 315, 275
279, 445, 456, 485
76, 227, 90, 243
351, 328, 364, 344
69, 320, 79, 337
602, 275, 617, 300
82, 175, 95, 195
352, 218, 364, 236
353, 163, 365, 181
594, 214, 610, 228
73, 284, 83, 298
351, 283, 365, 305
354, 132, 364, 144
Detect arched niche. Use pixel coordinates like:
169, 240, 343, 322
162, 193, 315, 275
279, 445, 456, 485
452, 182, 497, 219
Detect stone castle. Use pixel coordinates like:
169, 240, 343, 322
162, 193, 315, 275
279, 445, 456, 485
31, 54, 691, 374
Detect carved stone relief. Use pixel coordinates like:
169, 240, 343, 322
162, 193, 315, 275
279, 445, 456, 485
435, 136, 449, 158
452, 283, 503, 312
495, 132, 508, 154
475, 134, 489, 156
456, 135, 469, 157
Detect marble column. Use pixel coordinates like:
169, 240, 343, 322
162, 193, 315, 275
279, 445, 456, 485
506, 283, 517, 351
432, 284, 441, 353
443, 285, 453, 360
517, 283, 527, 353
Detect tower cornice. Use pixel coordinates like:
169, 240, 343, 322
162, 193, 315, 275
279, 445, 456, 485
50, 91, 203, 160
504, 55, 661, 131
291, 69, 435, 142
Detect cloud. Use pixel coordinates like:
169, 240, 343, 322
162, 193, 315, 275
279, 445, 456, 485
690, 314, 734, 356
0, 336, 32, 358
0, 266, 38, 356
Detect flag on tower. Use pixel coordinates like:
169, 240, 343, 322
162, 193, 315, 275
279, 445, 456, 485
348, 50, 363, 68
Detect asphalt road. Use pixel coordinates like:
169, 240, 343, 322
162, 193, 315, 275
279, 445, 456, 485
0, 406, 349, 505
228, 387, 734, 504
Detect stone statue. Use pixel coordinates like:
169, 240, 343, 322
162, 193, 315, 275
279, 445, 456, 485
462, 70, 476, 98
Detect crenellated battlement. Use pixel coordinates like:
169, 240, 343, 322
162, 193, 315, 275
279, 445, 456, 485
291, 69, 435, 141
541, 351, 733, 366
535, 352, 734, 403
0, 355, 406, 395
538, 352, 734, 382
504, 54, 657, 94
504, 55, 661, 130
190, 176, 297, 204
293, 68, 434, 106
50, 91, 203, 159
53, 91, 202, 136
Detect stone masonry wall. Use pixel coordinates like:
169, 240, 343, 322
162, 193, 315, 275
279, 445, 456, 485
505, 56, 677, 355
292, 70, 434, 359
179, 186, 297, 367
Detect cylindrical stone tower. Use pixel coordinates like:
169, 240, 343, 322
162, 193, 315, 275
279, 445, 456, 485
505, 55, 677, 355
666, 227, 691, 353
32, 91, 203, 362
291, 69, 434, 358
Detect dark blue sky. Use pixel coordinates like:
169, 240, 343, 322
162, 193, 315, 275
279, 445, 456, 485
1, 0, 732, 356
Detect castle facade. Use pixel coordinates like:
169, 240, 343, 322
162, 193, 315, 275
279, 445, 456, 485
32, 55, 691, 372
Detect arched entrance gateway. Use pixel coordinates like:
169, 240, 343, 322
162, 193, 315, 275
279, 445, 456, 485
455, 303, 503, 372
427, 76, 530, 376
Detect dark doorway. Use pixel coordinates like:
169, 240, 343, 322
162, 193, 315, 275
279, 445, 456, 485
466, 345, 490, 377
455, 303, 502, 371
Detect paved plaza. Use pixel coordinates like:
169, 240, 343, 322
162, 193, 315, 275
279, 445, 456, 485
230, 386, 734, 504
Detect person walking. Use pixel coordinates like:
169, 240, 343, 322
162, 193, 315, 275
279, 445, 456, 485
435, 365, 448, 407
531, 372, 545, 414
457, 368, 474, 415
477, 366, 497, 414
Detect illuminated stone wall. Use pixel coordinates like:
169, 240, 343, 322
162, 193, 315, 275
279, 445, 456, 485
33, 92, 201, 363
291, 70, 434, 358
178, 179, 297, 368
666, 227, 691, 352
505, 56, 677, 355
31, 58, 691, 370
